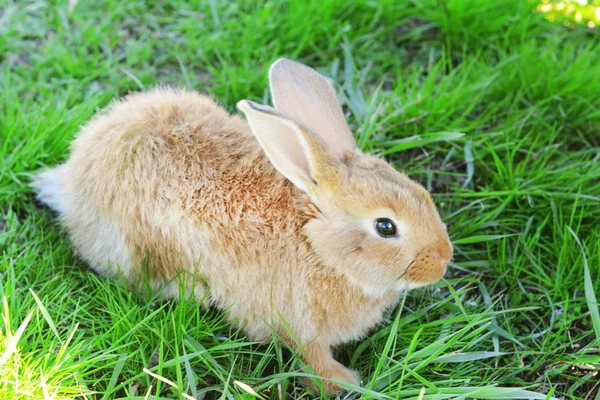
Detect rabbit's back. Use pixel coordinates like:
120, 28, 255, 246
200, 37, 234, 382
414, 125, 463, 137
53, 88, 306, 297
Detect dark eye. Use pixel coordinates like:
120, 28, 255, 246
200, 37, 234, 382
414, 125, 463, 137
375, 218, 397, 237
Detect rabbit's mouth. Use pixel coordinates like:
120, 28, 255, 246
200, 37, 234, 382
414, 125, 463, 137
399, 259, 417, 281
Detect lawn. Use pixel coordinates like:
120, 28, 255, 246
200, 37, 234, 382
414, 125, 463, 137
1, 0, 600, 399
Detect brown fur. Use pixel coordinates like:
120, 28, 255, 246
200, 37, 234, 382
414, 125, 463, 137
32, 60, 452, 394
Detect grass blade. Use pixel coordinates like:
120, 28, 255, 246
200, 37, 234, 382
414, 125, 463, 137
434, 351, 507, 363
102, 353, 128, 400
568, 226, 600, 343
383, 132, 465, 154
453, 234, 519, 245
29, 288, 61, 341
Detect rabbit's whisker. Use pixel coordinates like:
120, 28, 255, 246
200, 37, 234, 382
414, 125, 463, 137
399, 258, 416, 281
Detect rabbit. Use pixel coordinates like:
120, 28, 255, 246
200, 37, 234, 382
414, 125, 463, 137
32, 59, 453, 394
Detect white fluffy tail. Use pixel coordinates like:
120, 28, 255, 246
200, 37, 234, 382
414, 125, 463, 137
31, 164, 68, 214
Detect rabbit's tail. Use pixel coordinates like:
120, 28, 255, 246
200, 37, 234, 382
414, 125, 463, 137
31, 164, 68, 214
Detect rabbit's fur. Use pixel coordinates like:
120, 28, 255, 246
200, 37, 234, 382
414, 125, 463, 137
32, 59, 452, 394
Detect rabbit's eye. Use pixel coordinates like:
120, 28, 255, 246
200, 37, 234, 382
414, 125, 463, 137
375, 218, 397, 237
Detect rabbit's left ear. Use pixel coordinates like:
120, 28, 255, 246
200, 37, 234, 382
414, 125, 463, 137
237, 100, 339, 194
268, 59, 357, 158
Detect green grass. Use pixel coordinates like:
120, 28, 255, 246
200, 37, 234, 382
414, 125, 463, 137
1, 0, 600, 398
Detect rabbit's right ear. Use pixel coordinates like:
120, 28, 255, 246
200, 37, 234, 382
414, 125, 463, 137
268, 59, 357, 158
237, 100, 339, 194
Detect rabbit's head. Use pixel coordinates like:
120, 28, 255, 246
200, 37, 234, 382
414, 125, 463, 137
238, 59, 452, 296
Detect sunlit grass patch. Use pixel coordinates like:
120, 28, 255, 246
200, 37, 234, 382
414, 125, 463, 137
0, 294, 109, 399
536, 0, 600, 28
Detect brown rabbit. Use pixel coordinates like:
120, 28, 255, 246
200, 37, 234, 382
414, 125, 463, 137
32, 59, 452, 394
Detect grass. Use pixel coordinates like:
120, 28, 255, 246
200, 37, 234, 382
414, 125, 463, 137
1, 0, 600, 398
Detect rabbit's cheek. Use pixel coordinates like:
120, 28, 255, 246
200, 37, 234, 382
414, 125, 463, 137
341, 260, 400, 295
303, 219, 398, 295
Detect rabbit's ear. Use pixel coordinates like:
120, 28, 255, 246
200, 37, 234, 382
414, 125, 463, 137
237, 100, 339, 193
268, 59, 357, 158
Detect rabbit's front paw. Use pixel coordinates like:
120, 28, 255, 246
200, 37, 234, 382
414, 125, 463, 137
317, 361, 359, 394
302, 342, 360, 395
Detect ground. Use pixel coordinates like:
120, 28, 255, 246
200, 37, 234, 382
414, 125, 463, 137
1, 0, 599, 399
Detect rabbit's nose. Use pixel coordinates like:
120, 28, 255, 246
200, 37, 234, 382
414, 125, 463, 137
408, 243, 449, 284
436, 236, 453, 264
